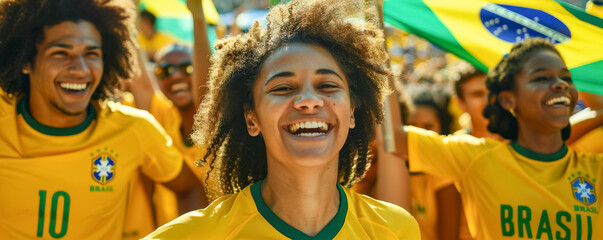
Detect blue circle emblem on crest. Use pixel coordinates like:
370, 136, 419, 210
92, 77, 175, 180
480, 3, 571, 44
93, 155, 115, 184
571, 177, 596, 205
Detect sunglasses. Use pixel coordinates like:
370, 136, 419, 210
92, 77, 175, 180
154, 61, 193, 79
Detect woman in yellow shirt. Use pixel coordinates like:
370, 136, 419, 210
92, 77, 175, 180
396, 38, 602, 239
144, 0, 419, 239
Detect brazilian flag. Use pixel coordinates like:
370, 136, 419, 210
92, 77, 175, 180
384, 0, 603, 95
140, 0, 219, 46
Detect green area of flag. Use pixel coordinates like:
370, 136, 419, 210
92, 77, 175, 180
383, 0, 603, 95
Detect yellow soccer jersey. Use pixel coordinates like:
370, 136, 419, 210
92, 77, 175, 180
122, 171, 156, 240
148, 93, 206, 226
144, 181, 420, 240
410, 172, 451, 240
407, 126, 602, 240
0, 97, 183, 239
150, 93, 205, 180
570, 126, 603, 153
122, 93, 206, 238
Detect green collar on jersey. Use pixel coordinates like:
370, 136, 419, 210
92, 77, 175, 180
510, 141, 568, 162
251, 180, 347, 240
17, 97, 96, 136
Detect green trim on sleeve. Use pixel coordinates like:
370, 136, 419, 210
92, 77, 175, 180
251, 180, 347, 239
17, 97, 96, 136
510, 141, 568, 162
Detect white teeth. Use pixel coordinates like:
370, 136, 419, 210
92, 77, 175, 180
287, 121, 329, 135
60, 82, 87, 91
298, 132, 324, 137
546, 96, 570, 106
171, 82, 189, 92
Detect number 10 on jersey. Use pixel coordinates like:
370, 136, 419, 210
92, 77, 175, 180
37, 190, 70, 238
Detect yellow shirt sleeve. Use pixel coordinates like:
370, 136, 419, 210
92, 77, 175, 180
570, 127, 603, 153
132, 109, 183, 183
149, 92, 179, 131
407, 125, 499, 182
149, 92, 209, 182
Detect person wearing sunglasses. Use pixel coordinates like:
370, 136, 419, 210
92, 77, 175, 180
154, 44, 196, 116
122, 1, 213, 236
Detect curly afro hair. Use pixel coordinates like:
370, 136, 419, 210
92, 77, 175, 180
0, 0, 133, 100
192, 0, 391, 197
483, 38, 570, 141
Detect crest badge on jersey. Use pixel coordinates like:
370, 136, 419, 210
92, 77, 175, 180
91, 153, 116, 185
571, 176, 596, 206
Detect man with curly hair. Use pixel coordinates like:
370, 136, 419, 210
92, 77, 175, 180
144, 0, 420, 239
0, 0, 202, 239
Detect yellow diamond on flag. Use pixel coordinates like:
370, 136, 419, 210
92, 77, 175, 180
384, 0, 603, 95
140, 0, 220, 25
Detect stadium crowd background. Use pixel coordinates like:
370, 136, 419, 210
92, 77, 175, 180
0, 0, 601, 239
111, 0, 603, 238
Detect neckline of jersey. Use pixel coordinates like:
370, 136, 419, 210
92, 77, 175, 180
510, 141, 568, 162
250, 180, 347, 240
17, 97, 96, 136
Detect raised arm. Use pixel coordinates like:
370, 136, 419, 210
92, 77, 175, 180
362, 0, 410, 209
187, 0, 212, 108
127, 46, 158, 110
163, 162, 209, 213
371, 124, 411, 210
567, 91, 603, 145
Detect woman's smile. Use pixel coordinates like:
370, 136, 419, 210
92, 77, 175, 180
247, 43, 354, 164
285, 120, 333, 137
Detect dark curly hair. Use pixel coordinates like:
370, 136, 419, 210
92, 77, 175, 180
483, 38, 570, 141
0, 0, 133, 100
192, 0, 391, 197
407, 83, 453, 135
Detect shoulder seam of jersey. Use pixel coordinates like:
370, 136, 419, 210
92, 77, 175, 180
223, 212, 260, 240
458, 142, 507, 181
356, 217, 399, 238
102, 114, 144, 155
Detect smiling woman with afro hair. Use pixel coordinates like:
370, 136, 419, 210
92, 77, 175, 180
196, 0, 391, 197
144, 0, 420, 239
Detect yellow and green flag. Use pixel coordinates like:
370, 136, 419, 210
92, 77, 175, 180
140, 0, 219, 45
384, 0, 603, 95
